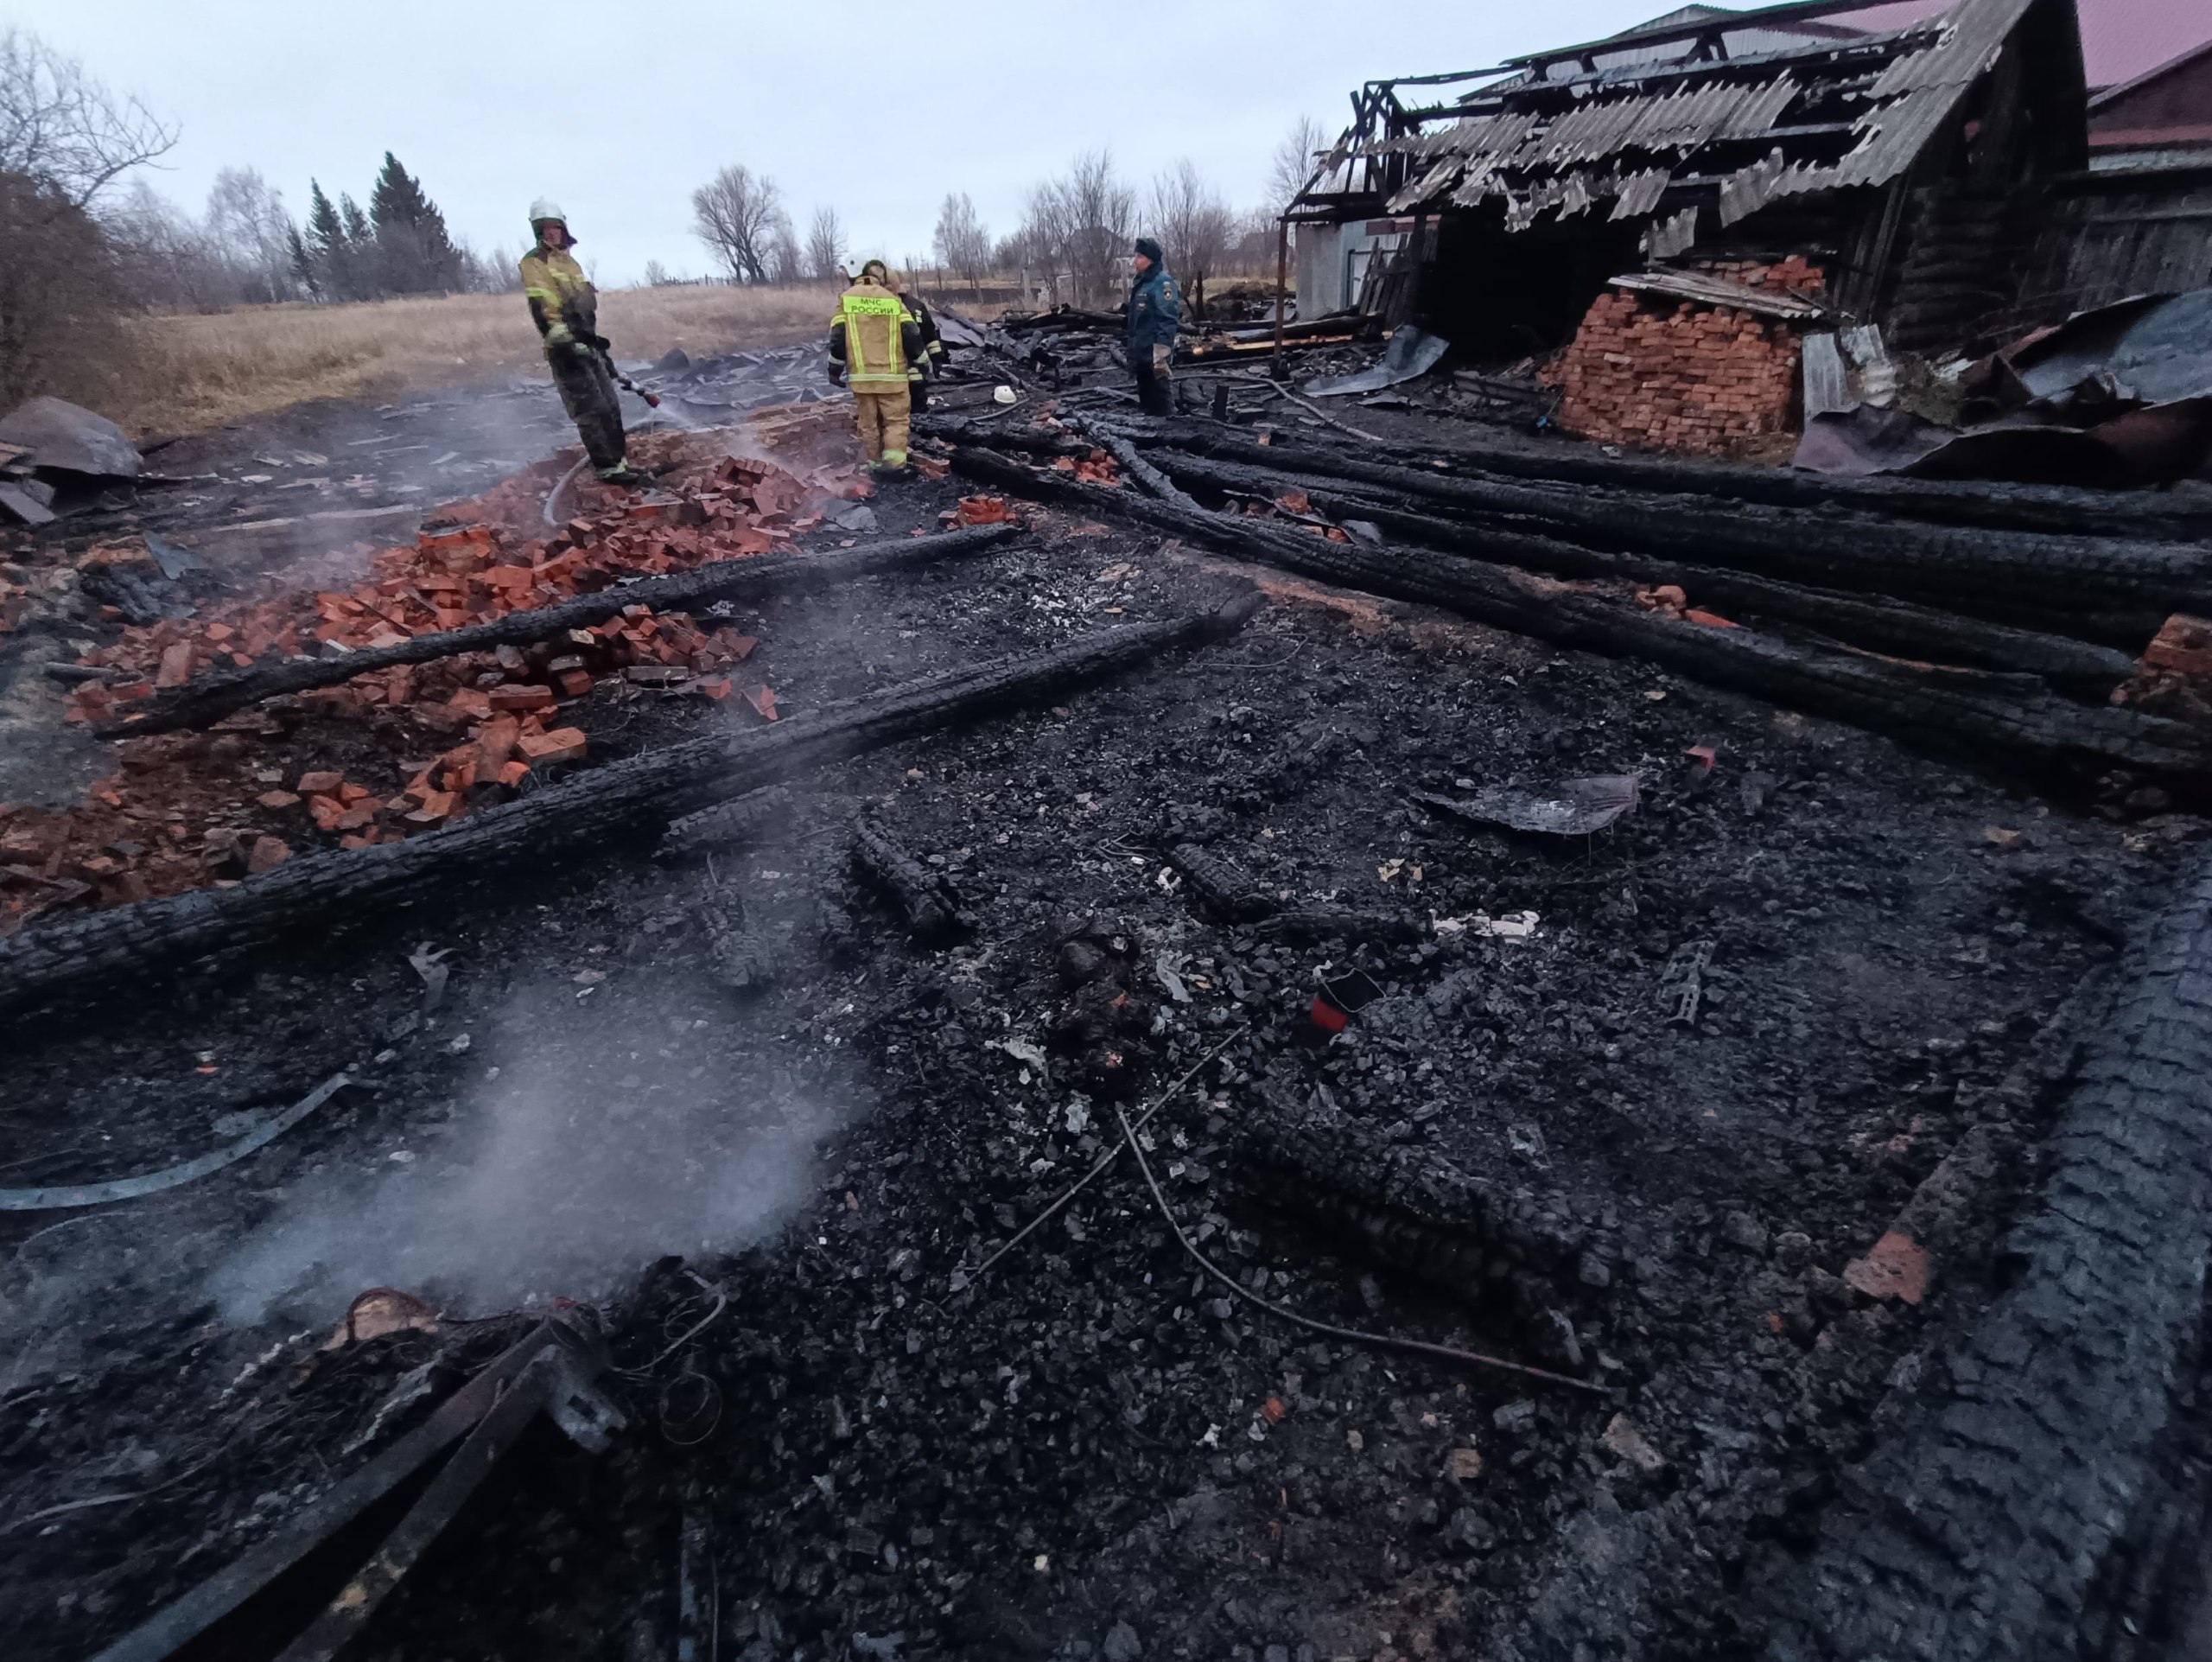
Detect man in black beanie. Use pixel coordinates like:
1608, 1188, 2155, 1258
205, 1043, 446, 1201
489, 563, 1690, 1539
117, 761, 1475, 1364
1126, 236, 1182, 417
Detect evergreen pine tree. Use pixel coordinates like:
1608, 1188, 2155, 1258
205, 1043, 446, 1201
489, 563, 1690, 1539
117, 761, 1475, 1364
305, 181, 343, 264
305, 181, 357, 301
369, 153, 461, 294
339, 194, 372, 249
334, 195, 373, 298
287, 222, 320, 299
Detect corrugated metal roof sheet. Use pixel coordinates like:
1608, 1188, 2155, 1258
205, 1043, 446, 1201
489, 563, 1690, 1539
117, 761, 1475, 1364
1612, 166, 1675, 218
1526, 75, 1802, 165
1341, 0, 2048, 245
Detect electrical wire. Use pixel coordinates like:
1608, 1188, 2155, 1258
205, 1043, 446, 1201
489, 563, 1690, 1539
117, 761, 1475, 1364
957, 1033, 1240, 1287
1111, 1099, 1606, 1394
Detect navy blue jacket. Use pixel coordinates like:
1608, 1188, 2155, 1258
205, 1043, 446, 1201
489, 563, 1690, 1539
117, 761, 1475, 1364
1126, 264, 1181, 359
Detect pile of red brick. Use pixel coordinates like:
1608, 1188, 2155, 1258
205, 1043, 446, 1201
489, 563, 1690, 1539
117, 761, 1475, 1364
1048, 451, 1123, 486
1550, 256, 1825, 458
2, 425, 861, 933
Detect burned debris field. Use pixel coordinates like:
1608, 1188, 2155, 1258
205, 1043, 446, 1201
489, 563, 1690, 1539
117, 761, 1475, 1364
6, 0, 2212, 1645
7, 329, 2212, 1662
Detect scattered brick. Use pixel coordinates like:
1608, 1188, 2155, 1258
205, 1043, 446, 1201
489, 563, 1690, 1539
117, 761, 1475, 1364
488, 685, 556, 713
516, 727, 588, 765
18, 421, 880, 927
246, 836, 289, 874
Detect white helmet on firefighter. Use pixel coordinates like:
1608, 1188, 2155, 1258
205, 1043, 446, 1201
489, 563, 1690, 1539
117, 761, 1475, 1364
528, 198, 569, 232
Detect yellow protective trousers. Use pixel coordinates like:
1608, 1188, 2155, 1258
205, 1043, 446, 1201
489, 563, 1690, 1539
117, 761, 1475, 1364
853, 385, 912, 465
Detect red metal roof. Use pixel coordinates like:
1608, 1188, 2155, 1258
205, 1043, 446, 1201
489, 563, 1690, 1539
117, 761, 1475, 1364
2077, 0, 2212, 87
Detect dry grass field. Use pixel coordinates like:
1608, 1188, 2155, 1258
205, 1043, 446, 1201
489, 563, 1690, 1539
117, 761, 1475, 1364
111, 283, 842, 436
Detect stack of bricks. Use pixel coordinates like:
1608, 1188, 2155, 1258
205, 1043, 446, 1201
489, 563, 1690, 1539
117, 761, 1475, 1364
1549, 256, 1825, 458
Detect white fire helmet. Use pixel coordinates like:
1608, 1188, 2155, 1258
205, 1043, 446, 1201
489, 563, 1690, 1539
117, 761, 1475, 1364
528, 198, 568, 230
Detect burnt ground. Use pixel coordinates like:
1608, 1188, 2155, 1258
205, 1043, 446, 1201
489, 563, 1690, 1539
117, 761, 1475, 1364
2, 390, 2208, 1661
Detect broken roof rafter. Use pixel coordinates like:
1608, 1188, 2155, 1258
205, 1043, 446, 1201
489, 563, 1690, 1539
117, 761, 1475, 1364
1504, 0, 1948, 73
1459, 29, 1930, 104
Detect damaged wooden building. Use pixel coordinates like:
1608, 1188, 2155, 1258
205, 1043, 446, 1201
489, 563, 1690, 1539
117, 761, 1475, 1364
1289, 0, 2093, 456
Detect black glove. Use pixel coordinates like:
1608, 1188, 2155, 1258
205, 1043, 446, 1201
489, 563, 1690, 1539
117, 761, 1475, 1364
828, 362, 846, 386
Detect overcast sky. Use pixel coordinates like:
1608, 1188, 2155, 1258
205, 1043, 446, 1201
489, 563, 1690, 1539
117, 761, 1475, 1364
13, 0, 1675, 286
21, 0, 2198, 287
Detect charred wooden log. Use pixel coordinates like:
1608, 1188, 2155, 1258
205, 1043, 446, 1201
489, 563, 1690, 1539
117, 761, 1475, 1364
658, 786, 795, 860
1060, 413, 1201, 513
1230, 1093, 1611, 1331
1167, 843, 1274, 922
853, 817, 962, 940
1135, 432, 2211, 641
915, 416, 1088, 460
0, 596, 1260, 1022
1132, 414, 2210, 544
1755, 852, 2212, 1658
950, 445, 2211, 782
112, 523, 1022, 737
705, 911, 783, 997
1151, 450, 2139, 696
1255, 910, 1430, 946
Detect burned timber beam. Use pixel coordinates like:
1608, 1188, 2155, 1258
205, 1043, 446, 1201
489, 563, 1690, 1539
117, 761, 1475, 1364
1131, 417, 2211, 544
950, 446, 2210, 782
105, 523, 1022, 737
1757, 849, 2212, 1659
87, 1315, 616, 1662
1148, 450, 2140, 695
853, 816, 964, 940
0, 595, 1259, 1021
1058, 412, 1202, 513
1134, 430, 2212, 641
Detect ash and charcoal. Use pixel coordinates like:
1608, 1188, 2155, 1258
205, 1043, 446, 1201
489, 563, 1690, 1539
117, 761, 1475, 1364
5, 359, 2212, 1662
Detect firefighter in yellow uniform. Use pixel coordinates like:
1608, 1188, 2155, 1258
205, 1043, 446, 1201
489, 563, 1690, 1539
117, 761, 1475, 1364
518, 200, 641, 485
859, 259, 948, 413
829, 262, 925, 475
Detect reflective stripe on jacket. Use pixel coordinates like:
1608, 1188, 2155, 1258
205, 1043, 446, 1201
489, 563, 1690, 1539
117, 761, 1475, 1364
829, 280, 921, 390
519, 245, 595, 344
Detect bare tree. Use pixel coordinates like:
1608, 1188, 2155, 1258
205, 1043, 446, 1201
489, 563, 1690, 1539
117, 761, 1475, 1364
477, 245, 524, 294
932, 192, 992, 299
690, 163, 784, 284
204, 166, 297, 302
0, 27, 175, 209
805, 206, 843, 283
105, 179, 232, 312
0, 166, 124, 409
767, 213, 804, 285
1064, 151, 1135, 309
1020, 150, 1134, 309
1268, 114, 1330, 213
1146, 160, 1233, 317
1226, 206, 1279, 271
